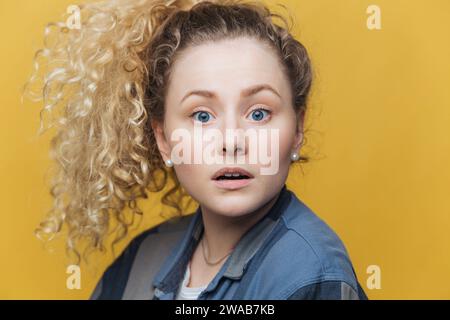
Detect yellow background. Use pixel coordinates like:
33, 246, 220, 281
1, 0, 449, 299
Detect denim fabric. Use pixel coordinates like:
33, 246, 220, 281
91, 184, 368, 300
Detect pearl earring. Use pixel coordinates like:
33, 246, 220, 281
165, 158, 174, 167
290, 152, 300, 161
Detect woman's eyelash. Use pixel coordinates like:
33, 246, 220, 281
250, 107, 271, 114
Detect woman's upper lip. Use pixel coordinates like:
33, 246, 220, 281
211, 167, 254, 180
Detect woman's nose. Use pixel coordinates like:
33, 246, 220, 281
222, 143, 244, 157
219, 114, 246, 157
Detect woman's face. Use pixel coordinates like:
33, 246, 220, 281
153, 37, 303, 217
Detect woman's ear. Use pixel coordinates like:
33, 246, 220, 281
151, 119, 171, 163
292, 109, 305, 151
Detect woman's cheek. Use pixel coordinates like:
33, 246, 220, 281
278, 124, 297, 163
263, 109, 296, 157
174, 164, 197, 182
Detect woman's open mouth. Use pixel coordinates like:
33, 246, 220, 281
211, 167, 254, 190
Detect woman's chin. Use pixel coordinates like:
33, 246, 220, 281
204, 199, 262, 219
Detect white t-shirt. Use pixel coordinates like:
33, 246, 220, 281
175, 261, 208, 300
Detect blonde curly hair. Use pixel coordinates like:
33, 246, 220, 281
24, 0, 313, 264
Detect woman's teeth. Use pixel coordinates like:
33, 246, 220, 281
217, 173, 249, 180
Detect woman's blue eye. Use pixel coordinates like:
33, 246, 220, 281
249, 108, 270, 121
192, 111, 213, 123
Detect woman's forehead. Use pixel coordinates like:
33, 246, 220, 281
167, 37, 289, 102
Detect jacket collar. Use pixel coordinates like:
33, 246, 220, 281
152, 184, 292, 296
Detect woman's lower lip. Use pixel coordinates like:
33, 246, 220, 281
212, 178, 254, 190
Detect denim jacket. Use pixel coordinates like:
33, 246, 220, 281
90, 184, 368, 300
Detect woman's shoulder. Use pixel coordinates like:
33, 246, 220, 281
261, 189, 366, 298
90, 213, 195, 299
281, 190, 354, 272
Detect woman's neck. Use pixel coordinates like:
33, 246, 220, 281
199, 190, 282, 262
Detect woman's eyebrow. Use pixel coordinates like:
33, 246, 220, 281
179, 83, 281, 104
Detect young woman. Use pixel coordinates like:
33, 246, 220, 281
27, 0, 368, 300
